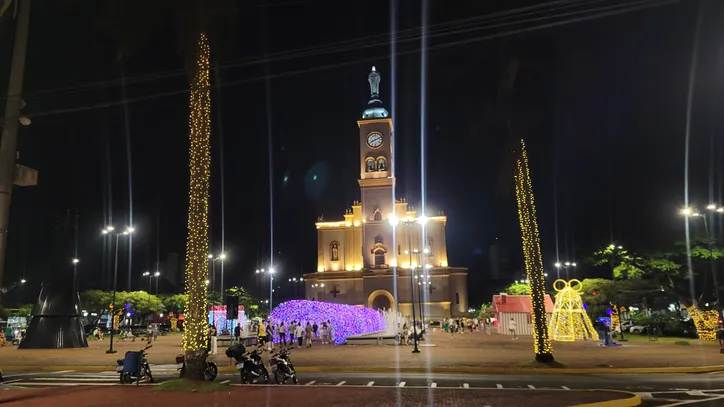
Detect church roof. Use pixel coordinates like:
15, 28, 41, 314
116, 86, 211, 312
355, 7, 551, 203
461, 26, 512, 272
492, 294, 554, 314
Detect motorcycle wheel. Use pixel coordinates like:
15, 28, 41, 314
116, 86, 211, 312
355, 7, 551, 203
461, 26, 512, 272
179, 367, 186, 379
241, 371, 250, 384
291, 373, 298, 385
205, 363, 218, 381
145, 366, 155, 383
260, 368, 270, 384
120, 373, 131, 384
274, 370, 284, 385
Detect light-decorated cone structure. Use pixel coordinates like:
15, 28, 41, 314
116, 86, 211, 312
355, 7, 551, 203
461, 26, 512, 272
548, 279, 599, 342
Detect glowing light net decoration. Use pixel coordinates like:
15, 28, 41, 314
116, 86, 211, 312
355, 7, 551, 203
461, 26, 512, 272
549, 279, 599, 342
514, 139, 553, 362
182, 32, 212, 353
208, 305, 245, 333
687, 305, 718, 341
269, 300, 385, 345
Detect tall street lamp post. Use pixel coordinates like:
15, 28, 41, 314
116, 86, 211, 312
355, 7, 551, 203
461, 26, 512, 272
208, 253, 227, 298
681, 206, 724, 315
553, 261, 577, 279
288, 277, 304, 298
392, 215, 422, 354
154, 271, 161, 294
255, 268, 275, 314
102, 225, 134, 354
71, 258, 79, 296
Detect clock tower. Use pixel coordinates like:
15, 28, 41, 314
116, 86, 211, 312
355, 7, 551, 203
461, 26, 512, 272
358, 67, 395, 228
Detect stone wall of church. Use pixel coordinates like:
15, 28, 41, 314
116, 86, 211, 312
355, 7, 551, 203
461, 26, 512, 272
448, 270, 469, 317
361, 221, 394, 268
305, 275, 365, 305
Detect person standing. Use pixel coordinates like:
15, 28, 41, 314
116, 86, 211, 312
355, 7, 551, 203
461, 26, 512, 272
312, 322, 319, 339
473, 317, 479, 332
296, 323, 304, 348
289, 321, 297, 347
257, 320, 267, 349
266, 322, 274, 352
278, 322, 287, 347
305, 322, 313, 348
508, 317, 518, 339
320, 323, 328, 344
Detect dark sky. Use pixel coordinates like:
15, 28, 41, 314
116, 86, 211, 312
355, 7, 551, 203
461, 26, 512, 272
0, 0, 722, 307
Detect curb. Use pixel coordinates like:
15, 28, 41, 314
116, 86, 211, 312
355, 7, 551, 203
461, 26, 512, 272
2, 364, 724, 375
570, 390, 642, 407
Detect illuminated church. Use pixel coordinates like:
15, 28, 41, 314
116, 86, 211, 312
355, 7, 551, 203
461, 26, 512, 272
303, 67, 468, 318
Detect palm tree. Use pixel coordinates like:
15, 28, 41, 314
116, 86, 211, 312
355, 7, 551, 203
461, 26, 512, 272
496, 58, 554, 363
98, 0, 236, 379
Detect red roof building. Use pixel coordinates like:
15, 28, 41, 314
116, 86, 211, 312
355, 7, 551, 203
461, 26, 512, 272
491, 294, 555, 336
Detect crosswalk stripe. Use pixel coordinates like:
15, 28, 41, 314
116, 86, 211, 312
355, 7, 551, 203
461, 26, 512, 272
336, 381, 346, 386
15, 382, 118, 387
52, 370, 75, 374
686, 390, 706, 396
528, 385, 536, 389
430, 382, 437, 388
398, 382, 406, 387
305, 380, 316, 386
31, 377, 118, 382
637, 393, 653, 400
366, 381, 375, 387
562, 386, 570, 390
220, 380, 230, 385
463, 383, 469, 388
496, 384, 503, 389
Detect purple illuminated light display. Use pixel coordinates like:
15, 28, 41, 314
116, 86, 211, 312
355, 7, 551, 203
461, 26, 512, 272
269, 300, 385, 344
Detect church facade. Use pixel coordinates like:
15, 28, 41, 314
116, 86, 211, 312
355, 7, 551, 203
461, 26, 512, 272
303, 67, 468, 319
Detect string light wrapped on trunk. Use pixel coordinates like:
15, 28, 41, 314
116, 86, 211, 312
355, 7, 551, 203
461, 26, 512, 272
514, 139, 553, 362
183, 32, 212, 354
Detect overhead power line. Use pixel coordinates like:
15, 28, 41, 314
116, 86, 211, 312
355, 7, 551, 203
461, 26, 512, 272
16, 0, 679, 120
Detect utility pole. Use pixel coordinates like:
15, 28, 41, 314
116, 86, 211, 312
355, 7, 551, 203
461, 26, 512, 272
0, 0, 31, 302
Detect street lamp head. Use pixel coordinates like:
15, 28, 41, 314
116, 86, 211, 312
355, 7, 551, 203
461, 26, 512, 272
554, 262, 561, 268
564, 262, 571, 266
154, 271, 160, 277
126, 226, 135, 234
261, 268, 266, 272
269, 268, 275, 274
143, 271, 151, 276
388, 215, 398, 226
20, 279, 26, 284
417, 215, 428, 225
707, 204, 717, 210
72, 258, 79, 264
208, 254, 214, 259
122, 231, 129, 235
571, 262, 577, 267
681, 208, 692, 216
300, 278, 304, 281
219, 253, 227, 260
423, 248, 430, 254
544, 273, 548, 277
617, 245, 623, 249
106, 226, 115, 232
255, 269, 260, 274
102, 229, 109, 235
718, 207, 724, 213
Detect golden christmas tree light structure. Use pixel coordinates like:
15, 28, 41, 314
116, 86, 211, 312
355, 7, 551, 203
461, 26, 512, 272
514, 139, 553, 362
687, 305, 718, 341
182, 32, 211, 359
549, 279, 599, 342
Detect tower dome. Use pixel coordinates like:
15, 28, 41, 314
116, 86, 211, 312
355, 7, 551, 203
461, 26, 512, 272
362, 66, 389, 119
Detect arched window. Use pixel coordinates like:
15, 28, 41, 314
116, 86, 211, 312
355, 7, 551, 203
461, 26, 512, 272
377, 157, 387, 171
366, 158, 376, 172
372, 241, 387, 266
373, 209, 383, 222
330, 241, 340, 261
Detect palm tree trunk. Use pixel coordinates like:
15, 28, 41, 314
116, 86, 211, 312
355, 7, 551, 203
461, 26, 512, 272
182, 31, 212, 380
514, 139, 554, 363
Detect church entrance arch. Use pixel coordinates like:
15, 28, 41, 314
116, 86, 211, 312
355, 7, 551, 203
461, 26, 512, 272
367, 289, 395, 312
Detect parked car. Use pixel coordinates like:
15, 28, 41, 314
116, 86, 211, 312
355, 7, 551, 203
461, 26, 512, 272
629, 324, 647, 334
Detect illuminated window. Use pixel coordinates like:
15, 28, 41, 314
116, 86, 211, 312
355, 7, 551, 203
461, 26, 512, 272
330, 241, 340, 262
374, 248, 386, 266
377, 157, 387, 171
366, 158, 376, 172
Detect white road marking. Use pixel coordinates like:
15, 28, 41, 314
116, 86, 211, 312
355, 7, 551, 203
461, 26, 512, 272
366, 381, 374, 387
637, 393, 653, 400
220, 380, 230, 385
336, 381, 346, 386
1, 379, 22, 384
561, 386, 570, 390
657, 395, 724, 407
496, 384, 503, 389
398, 381, 406, 387
15, 382, 118, 387
305, 380, 316, 386
527, 385, 536, 389
430, 382, 437, 388
463, 383, 469, 388
52, 370, 75, 374
686, 390, 706, 396
31, 377, 118, 382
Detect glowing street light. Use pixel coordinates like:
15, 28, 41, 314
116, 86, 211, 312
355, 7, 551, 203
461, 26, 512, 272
102, 225, 134, 354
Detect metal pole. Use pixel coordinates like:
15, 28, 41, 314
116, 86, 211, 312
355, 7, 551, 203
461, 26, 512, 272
155, 275, 159, 294
107, 233, 120, 354
212, 260, 216, 296
0, 0, 31, 302
269, 274, 273, 314
407, 223, 420, 353
220, 259, 224, 298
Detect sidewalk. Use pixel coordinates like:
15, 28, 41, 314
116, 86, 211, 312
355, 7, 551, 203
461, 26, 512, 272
1, 330, 722, 373
0, 386, 640, 407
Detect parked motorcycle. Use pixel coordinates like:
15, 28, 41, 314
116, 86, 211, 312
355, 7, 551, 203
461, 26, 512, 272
116, 343, 154, 384
176, 351, 218, 381
270, 349, 297, 384
227, 344, 269, 384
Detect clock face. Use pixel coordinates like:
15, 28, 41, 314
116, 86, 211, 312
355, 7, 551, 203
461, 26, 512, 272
367, 132, 383, 148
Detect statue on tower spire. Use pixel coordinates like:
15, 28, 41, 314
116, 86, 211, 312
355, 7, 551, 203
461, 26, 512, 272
362, 66, 389, 119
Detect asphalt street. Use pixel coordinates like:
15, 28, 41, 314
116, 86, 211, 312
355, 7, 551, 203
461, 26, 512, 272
3, 369, 724, 406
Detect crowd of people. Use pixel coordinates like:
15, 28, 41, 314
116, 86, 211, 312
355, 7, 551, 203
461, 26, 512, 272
250, 319, 336, 352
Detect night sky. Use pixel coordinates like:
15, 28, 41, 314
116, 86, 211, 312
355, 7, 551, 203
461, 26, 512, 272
0, 0, 722, 307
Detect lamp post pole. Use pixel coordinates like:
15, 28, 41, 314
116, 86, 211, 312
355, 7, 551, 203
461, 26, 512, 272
404, 220, 420, 353
72, 258, 79, 297
681, 206, 723, 317
103, 226, 134, 354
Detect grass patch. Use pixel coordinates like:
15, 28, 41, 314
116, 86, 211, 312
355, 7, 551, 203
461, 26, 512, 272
521, 360, 567, 369
621, 334, 703, 344
155, 379, 229, 393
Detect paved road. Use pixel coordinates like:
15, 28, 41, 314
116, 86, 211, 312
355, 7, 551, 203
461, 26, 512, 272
4, 369, 724, 405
